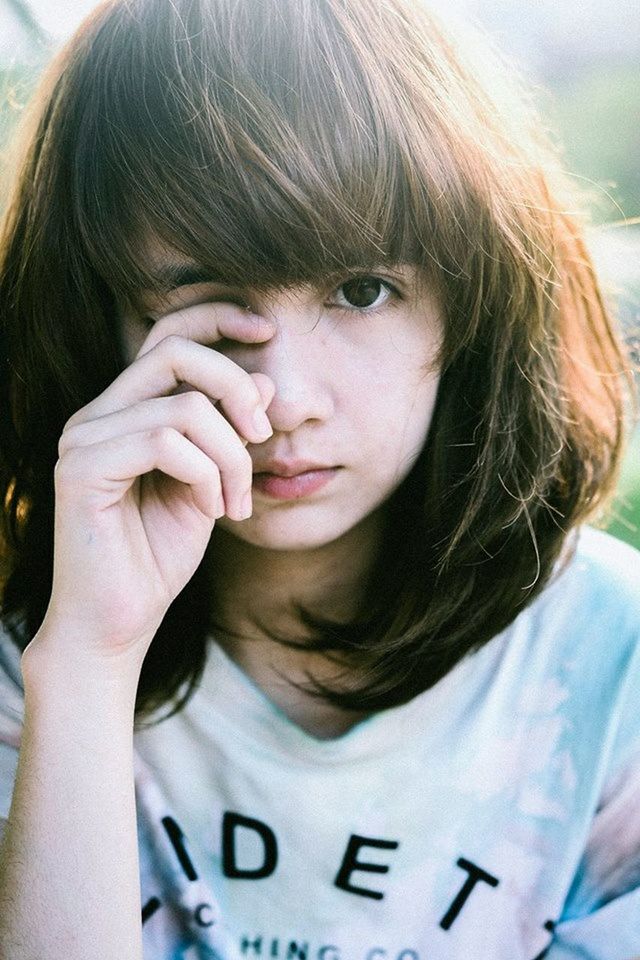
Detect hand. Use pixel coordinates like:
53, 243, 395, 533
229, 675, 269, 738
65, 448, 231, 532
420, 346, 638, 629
25, 302, 277, 670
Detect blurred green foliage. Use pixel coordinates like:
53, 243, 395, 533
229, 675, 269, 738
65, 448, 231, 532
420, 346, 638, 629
607, 429, 640, 551
543, 63, 640, 223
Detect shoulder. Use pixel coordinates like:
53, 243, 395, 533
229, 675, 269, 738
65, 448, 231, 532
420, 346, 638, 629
538, 526, 640, 639
569, 525, 640, 598
540, 528, 640, 768
544, 532, 640, 930
507, 527, 640, 753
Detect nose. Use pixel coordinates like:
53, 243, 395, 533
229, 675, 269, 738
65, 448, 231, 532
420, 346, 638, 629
237, 294, 336, 434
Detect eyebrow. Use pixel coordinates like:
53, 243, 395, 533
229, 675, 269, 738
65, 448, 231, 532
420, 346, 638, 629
143, 260, 412, 294
144, 263, 230, 290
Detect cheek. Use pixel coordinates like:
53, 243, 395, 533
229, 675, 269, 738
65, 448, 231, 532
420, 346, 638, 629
361, 372, 439, 502
352, 343, 441, 447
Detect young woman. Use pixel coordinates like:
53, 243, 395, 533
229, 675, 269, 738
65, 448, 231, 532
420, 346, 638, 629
0, 0, 638, 957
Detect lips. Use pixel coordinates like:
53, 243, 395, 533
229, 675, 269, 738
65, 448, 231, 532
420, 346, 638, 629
252, 466, 341, 500
253, 460, 337, 478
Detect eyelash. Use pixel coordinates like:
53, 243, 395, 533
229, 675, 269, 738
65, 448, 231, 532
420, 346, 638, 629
327, 276, 401, 314
140, 275, 401, 327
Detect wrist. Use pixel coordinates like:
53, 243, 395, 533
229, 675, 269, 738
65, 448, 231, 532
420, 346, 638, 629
21, 627, 146, 710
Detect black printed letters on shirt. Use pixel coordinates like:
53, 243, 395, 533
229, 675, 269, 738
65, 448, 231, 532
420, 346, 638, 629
141, 808, 557, 948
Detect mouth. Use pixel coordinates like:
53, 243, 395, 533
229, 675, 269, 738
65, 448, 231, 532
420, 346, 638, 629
252, 467, 341, 500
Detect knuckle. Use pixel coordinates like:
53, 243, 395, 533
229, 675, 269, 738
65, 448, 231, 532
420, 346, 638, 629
54, 449, 83, 486
58, 422, 82, 457
157, 333, 184, 355
147, 425, 176, 449
57, 433, 69, 459
179, 390, 212, 419
62, 410, 82, 432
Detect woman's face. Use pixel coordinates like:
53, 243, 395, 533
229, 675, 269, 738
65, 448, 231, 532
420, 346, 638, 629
121, 258, 443, 552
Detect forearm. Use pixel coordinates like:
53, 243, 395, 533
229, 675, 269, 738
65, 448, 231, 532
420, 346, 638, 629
0, 638, 143, 960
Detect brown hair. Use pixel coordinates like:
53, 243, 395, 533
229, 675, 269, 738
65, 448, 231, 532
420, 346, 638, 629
0, 0, 635, 727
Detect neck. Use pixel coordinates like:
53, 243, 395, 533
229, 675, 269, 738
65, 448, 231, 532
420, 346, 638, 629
206, 508, 385, 645
202, 509, 387, 736
204, 515, 381, 739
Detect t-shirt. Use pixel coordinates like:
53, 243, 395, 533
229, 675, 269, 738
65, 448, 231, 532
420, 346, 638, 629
1, 525, 639, 960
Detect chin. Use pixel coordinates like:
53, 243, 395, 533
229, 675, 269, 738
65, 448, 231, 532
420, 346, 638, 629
214, 509, 361, 552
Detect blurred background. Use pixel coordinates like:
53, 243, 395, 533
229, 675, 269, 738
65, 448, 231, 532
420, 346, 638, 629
1, 0, 639, 548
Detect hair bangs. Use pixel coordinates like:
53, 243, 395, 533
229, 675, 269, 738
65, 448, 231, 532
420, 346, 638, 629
67, 0, 440, 308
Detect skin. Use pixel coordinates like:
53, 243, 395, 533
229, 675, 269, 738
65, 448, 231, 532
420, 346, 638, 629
118, 251, 444, 734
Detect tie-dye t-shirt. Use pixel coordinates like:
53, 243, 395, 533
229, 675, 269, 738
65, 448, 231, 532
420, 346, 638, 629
0, 525, 639, 960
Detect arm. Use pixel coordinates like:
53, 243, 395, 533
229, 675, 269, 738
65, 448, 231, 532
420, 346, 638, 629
0, 638, 145, 960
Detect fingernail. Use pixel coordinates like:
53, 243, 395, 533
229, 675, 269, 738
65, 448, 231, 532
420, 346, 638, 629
253, 406, 273, 438
215, 493, 225, 518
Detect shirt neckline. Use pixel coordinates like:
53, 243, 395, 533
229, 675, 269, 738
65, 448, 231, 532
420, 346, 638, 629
190, 633, 488, 766
166, 528, 590, 765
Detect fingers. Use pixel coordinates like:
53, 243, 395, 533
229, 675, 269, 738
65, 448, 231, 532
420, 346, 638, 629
59, 392, 254, 521
67, 301, 278, 446
59, 301, 279, 523
135, 301, 277, 360
55, 428, 224, 520
99, 337, 272, 441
